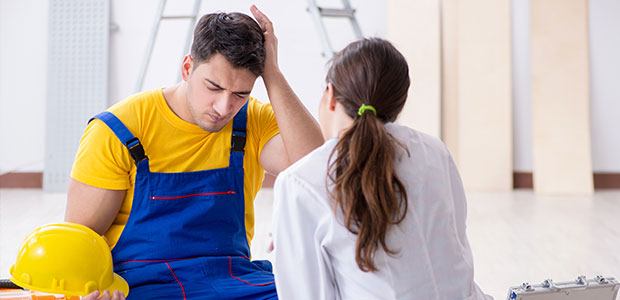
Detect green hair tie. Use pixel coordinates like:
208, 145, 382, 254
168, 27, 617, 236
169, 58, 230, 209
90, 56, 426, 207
357, 104, 377, 116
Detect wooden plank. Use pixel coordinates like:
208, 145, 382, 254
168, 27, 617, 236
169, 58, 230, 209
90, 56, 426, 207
441, 0, 459, 163
453, 0, 513, 191
531, 0, 594, 194
387, 0, 441, 137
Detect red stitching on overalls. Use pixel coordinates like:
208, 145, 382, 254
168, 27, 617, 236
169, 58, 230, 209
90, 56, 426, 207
117, 257, 197, 264
118, 259, 168, 264
151, 190, 236, 200
165, 262, 187, 300
227, 256, 274, 287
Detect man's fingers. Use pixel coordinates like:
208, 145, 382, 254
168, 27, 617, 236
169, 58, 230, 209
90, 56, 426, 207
81, 291, 100, 300
250, 5, 273, 33
250, 5, 270, 29
101, 290, 111, 300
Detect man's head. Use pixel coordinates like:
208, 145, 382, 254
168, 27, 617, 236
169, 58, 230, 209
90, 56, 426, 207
182, 12, 265, 132
191, 12, 265, 75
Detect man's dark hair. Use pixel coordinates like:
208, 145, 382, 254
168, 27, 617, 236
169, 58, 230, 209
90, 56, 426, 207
191, 12, 265, 76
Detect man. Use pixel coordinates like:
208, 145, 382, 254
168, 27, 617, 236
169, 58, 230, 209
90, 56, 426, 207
67, 6, 323, 299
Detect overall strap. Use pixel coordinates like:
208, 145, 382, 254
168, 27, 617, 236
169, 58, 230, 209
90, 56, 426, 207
229, 102, 248, 168
89, 112, 147, 164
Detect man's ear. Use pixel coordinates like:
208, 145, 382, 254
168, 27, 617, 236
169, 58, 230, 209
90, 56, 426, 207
181, 55, 193, 81
326, 83, 337, 112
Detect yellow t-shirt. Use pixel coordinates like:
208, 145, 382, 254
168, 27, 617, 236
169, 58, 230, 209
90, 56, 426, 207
70, 89, 279, 248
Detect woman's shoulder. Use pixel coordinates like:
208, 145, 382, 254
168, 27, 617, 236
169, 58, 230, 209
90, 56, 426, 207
276, 139, 337, 195
385, 123, 451, 160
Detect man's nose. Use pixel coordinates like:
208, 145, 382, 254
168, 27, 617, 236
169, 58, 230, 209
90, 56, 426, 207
213, 94, 235, 117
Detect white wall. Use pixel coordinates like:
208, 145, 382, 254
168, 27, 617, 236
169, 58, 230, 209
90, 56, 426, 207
589, 0, 620, 172
511, 0, 533, 172
1, 0, 619, 174
0, 0, 48, 172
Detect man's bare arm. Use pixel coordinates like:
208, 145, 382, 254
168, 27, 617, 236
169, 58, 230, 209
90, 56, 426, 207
65, 179, 125, 235
251, 6, 324, 175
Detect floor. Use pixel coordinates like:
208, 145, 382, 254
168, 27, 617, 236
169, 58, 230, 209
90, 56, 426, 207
1, 188, 619, 299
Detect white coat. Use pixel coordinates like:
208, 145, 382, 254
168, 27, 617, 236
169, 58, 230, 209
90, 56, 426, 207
272, 123, 492, 300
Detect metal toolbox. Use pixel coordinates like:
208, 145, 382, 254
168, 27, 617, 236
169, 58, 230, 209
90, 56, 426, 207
508, 275, 620, 300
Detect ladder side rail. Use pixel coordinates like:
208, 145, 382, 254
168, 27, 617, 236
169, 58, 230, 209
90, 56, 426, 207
135, 0, 168, 92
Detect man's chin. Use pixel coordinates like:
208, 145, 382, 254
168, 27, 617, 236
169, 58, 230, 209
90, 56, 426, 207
197, 122, 226, 133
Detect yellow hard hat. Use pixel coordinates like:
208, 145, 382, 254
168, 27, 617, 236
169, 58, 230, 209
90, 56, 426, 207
9, 223, 129, 297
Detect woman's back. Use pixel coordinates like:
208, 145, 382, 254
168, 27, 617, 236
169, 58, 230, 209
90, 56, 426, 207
273, 123, 491, 300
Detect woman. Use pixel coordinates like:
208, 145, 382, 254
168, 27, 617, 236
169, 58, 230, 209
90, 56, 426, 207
272, 38, 491, 300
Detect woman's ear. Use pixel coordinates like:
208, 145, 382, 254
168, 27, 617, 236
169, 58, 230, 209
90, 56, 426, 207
326, 83, 337, 112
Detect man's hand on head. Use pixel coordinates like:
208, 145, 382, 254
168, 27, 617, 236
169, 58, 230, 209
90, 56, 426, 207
250, 5, 279, 77
248, 5, 325, 170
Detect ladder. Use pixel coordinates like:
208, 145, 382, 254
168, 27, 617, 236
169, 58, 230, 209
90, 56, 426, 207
306, 0, 363, 58
135, 0, 202, 92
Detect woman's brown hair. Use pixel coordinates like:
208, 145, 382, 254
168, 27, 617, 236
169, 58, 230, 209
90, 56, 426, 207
326, 38, 410, 272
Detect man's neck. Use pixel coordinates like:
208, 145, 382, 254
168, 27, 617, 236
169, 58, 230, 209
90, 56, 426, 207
162, 83, 194, 124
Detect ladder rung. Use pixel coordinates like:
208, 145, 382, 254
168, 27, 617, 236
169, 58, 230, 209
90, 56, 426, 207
318, 7, 355, 18
161, 15, 197, 20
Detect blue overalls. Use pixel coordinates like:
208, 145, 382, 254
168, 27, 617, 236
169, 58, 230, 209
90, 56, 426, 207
91, 103, 278, 299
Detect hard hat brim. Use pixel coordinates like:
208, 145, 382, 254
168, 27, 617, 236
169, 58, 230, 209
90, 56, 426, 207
9, 272, 129, 297
104, 273, 130, 297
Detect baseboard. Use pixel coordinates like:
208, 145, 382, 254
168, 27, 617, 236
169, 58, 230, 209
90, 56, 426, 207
2, 172, 619, 190
0, 172, 279, 189
513, 172, 534, 189
513, 172, 620, 189
593, 173, 620, 189
0, 172, 43, 188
